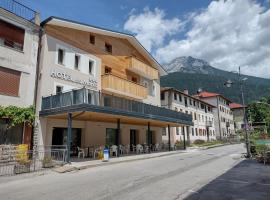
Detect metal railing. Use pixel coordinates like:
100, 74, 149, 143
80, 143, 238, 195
41, 88, 192, 123
0, 145, 66, 176
0, 0, 37, 22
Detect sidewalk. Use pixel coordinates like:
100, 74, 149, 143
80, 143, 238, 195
56, 149, 197, 173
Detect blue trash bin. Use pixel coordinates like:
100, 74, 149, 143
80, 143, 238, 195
103, 148, 109, 162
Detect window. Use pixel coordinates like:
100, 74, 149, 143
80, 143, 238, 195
89, 34, 95, 44
195, 128, 198, 136
89, 60, 94, 75
193, 101, 196, 106
179, 94, 182, 102
74, 55, 80, 70
131, 77, 138, 83
56, 85, 63, 94
105, 43, 112, 53
174, 93, 177, 100
58, 48, 64, 65
201, 103, 205, 109
152, 84, 156, 96
0, 19, 25, 51
176, 127, 179, 135
184, 97, 188, 107
192, 128, 194, 136
0, 66, 20, 96
162, 128, 167, 136
189, 99, 192, 105
161, 92, 165, 100
105, 66, 112, 74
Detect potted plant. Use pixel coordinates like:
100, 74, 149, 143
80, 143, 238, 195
42, 156, 53, 168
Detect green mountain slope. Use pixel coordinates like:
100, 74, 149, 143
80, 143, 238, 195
160, 72, 270, 104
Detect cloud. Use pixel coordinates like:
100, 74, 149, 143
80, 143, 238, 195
123, 1, 270, 78
124, 7, 183, 52
155, 0, 270, 78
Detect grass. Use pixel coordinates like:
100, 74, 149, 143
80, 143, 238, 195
191, 140, 224, 147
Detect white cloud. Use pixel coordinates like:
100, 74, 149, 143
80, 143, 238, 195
155, 0, 270, 78
123, 0, 270, 78
124, 7, 183, 52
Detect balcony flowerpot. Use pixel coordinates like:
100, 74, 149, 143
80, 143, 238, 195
14, 161, 31, 174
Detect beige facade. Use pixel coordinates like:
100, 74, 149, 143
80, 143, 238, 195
196, 93, 235, 139
35, 17, 191, 154
161, 88, 216, 144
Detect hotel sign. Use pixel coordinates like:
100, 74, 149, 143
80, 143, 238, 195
51, 70, 98, 89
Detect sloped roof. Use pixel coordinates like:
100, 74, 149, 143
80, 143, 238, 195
229, 103, 246, 109
196, 91, 232, 103
41, 16, 167, 76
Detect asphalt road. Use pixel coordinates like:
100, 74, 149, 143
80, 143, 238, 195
1, 144, 265, 200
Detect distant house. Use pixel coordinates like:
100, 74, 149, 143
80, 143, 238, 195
229, 103, 246, 132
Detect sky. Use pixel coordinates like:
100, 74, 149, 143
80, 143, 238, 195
18, 0, 270, 78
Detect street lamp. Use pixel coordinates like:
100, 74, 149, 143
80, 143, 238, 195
224, 66, 251, 158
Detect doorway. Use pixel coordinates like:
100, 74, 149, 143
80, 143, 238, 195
130, 129, 138, 150
106, 128, 119, 147
52, 128, 82, 156
146, 130, 155, 145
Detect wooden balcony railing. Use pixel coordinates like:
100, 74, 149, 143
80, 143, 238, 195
127, 57, 159, 80
101, 74, 147, 99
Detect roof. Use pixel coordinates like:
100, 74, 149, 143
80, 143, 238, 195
161, 87, 216, 108
40, 16, 167, 76
229, 103, 246, 109
196, 91, 232, 103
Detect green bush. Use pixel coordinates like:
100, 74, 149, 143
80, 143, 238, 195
193, 139, 205, 145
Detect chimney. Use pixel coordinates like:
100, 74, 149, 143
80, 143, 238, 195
34, 12, 40, 25
183, 89, 189, 95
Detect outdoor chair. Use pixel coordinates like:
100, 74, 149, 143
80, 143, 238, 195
110, 145, 118, 157
154, 143, 159, 151
77, 147, 85, 158
119, 145, 124, 155
132, 144, 136, 153
136, 144, 143, 154
125, 144, 130, 154
144, 145, 150, 153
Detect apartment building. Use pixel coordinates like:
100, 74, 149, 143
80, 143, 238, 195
0, 3, 40, 146
196, 91, 235, 139
229, 103, 246, 132
161, 88, 215, 144
35, 17, 192, 157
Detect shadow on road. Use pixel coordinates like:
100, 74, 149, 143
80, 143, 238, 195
184, 159, 270, 200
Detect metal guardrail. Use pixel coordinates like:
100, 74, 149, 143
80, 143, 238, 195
0, 145, 67, 176
41, 88, 192, 123
0, 0, 37, 22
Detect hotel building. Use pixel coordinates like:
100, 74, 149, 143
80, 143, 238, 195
161, 88, 216, 144
34, 17, 193, 158
196, 91, 235, 139
0, 3, 40, 146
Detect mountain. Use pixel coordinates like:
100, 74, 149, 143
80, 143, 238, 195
161, 56, 270, 104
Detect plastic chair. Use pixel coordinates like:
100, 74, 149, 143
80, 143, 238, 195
110, 145, 118, 157
77, 147, 85, 158
136, 144, 143, 154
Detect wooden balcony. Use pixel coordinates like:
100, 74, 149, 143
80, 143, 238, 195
101, 74, 147, 100
127, 57, 159, 80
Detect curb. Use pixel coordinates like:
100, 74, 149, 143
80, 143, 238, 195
56, 150, 188, 173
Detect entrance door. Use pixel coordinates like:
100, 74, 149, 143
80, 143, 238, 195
106, 128, 118, 146
130, 129, 138, 147
52, 128, 82, 156
146, 131, 155, 145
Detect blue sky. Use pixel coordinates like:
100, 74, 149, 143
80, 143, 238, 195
18, 0, 270, 78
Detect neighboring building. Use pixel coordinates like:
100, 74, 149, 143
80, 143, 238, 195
161, 88, 215, 144
196, 91, 235, 139
0, 2, 40, 146
35, 17, 192, 155
229, 103, 246, 132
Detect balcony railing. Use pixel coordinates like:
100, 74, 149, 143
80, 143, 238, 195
41, 88, 192, 124
206, 120, 213, 127
102, 73, 147, 99
127, 57, 159, 80
0, 0, 37, 23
